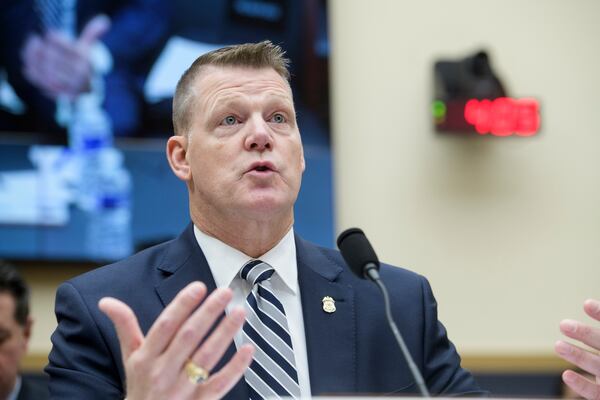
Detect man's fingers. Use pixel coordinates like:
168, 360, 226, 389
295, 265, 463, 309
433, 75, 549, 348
162, 288, 233, 369
190, 307, 246, 372
560, 319, 600, 350
195, 344, 254, 400
79, 14, 111, 48
45, 31, 94, 89
45, 31, 81, 58
21, 35, 43, 66
562, 370, 600, 400
555, 341, 600, 377
584, 299, 600, 322
24, 33, 83, 96
143, 281, 207, 358
21, 35, 48, 88
98, 297, 144, 360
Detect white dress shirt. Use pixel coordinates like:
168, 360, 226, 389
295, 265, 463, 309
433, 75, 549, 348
7, 376, 21, 400
193, 225, 311, 397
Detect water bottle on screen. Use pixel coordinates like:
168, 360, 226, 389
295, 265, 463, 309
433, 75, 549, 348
69, 93, 114, 211
86, 148, 133, 261
69, 92, 133, 261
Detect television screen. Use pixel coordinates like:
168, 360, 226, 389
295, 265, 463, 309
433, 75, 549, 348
0, 0, 332, 262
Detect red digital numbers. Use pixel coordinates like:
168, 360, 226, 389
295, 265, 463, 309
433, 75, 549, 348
464, 98, 540, 136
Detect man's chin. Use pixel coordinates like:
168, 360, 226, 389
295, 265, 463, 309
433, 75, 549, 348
241, 195, 292, 218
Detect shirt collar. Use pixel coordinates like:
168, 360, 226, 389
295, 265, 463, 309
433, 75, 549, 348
193, 225, 298, 293
7, 375, 21, 400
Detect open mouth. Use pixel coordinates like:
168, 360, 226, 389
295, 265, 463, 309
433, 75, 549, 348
247, 161, 276, 174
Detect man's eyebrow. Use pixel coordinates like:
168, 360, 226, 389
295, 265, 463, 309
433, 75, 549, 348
207, 96, 245, 116
208, 92, 294, 115
254, 93, 295, 112
265, 93, 294, 105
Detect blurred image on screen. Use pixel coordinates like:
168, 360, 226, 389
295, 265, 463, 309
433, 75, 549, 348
0, 0, 332, 262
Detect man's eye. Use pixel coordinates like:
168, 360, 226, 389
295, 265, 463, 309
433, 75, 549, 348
271, 113, 285, 123
0, 330, 10, 345
222, 116, 238, 126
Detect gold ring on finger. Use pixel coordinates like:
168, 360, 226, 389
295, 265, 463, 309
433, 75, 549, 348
184, 360, 209, 384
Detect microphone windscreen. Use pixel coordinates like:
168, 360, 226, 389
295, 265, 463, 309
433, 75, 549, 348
337, 228, 380, 278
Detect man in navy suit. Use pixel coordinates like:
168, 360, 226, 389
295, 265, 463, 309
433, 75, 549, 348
46, 41, 485, 399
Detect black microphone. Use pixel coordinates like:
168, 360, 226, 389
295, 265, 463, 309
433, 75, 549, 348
337, 228, 430, 397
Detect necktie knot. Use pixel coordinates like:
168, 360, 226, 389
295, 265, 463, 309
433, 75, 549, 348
240, 259, 274, 286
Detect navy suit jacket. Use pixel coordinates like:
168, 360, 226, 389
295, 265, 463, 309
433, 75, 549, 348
17, 376, 50, 400
46, 224, 483, 398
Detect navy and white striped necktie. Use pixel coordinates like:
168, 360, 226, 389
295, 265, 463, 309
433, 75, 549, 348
240, 259, 301, 399
33, 0, 77, 126
34, 0, 76, 35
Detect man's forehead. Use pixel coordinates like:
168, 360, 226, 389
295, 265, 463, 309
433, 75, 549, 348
194, 65, 293, 100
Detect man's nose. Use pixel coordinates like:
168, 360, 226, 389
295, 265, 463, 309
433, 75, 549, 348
244, 116, 273, 151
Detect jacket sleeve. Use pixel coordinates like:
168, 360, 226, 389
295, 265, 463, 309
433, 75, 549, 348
100, 0, 171, 68
45, 281, 125, 399
420, 276, 487, 396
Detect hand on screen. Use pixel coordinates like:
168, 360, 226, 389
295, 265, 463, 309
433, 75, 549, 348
99, 282, 253, 400
555, 299, 600, 400
21, 14, 111, 100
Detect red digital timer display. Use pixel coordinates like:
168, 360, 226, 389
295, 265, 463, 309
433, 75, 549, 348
464, 98, 540, 137
433, 97, 541, 137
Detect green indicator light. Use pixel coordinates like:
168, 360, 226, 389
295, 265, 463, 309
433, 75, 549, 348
432, 100, 446, 119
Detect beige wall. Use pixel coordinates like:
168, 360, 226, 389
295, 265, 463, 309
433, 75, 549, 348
329, 0, 600, 357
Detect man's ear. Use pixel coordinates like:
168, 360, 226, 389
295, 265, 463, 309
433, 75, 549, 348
166, 135, 191, 181
23, 316, 33, 344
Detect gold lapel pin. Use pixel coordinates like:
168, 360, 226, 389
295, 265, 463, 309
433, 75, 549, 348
322, 296, 336, 313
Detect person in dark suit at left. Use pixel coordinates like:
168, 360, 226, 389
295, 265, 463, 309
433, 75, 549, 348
0, 261, 49, 400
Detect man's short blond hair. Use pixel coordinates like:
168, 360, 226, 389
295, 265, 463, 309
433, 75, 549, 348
172, 41, 291, 137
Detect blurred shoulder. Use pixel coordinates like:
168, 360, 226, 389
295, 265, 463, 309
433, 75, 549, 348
65, 238, 175, 296
18, 375, 50, 400
299, 237, 426, 286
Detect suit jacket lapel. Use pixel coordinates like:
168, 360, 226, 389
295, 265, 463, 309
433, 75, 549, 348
154, 224, 249, 400
296, 236, 357, 395
154, 223, 217, 307
152, 227, 356, 398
